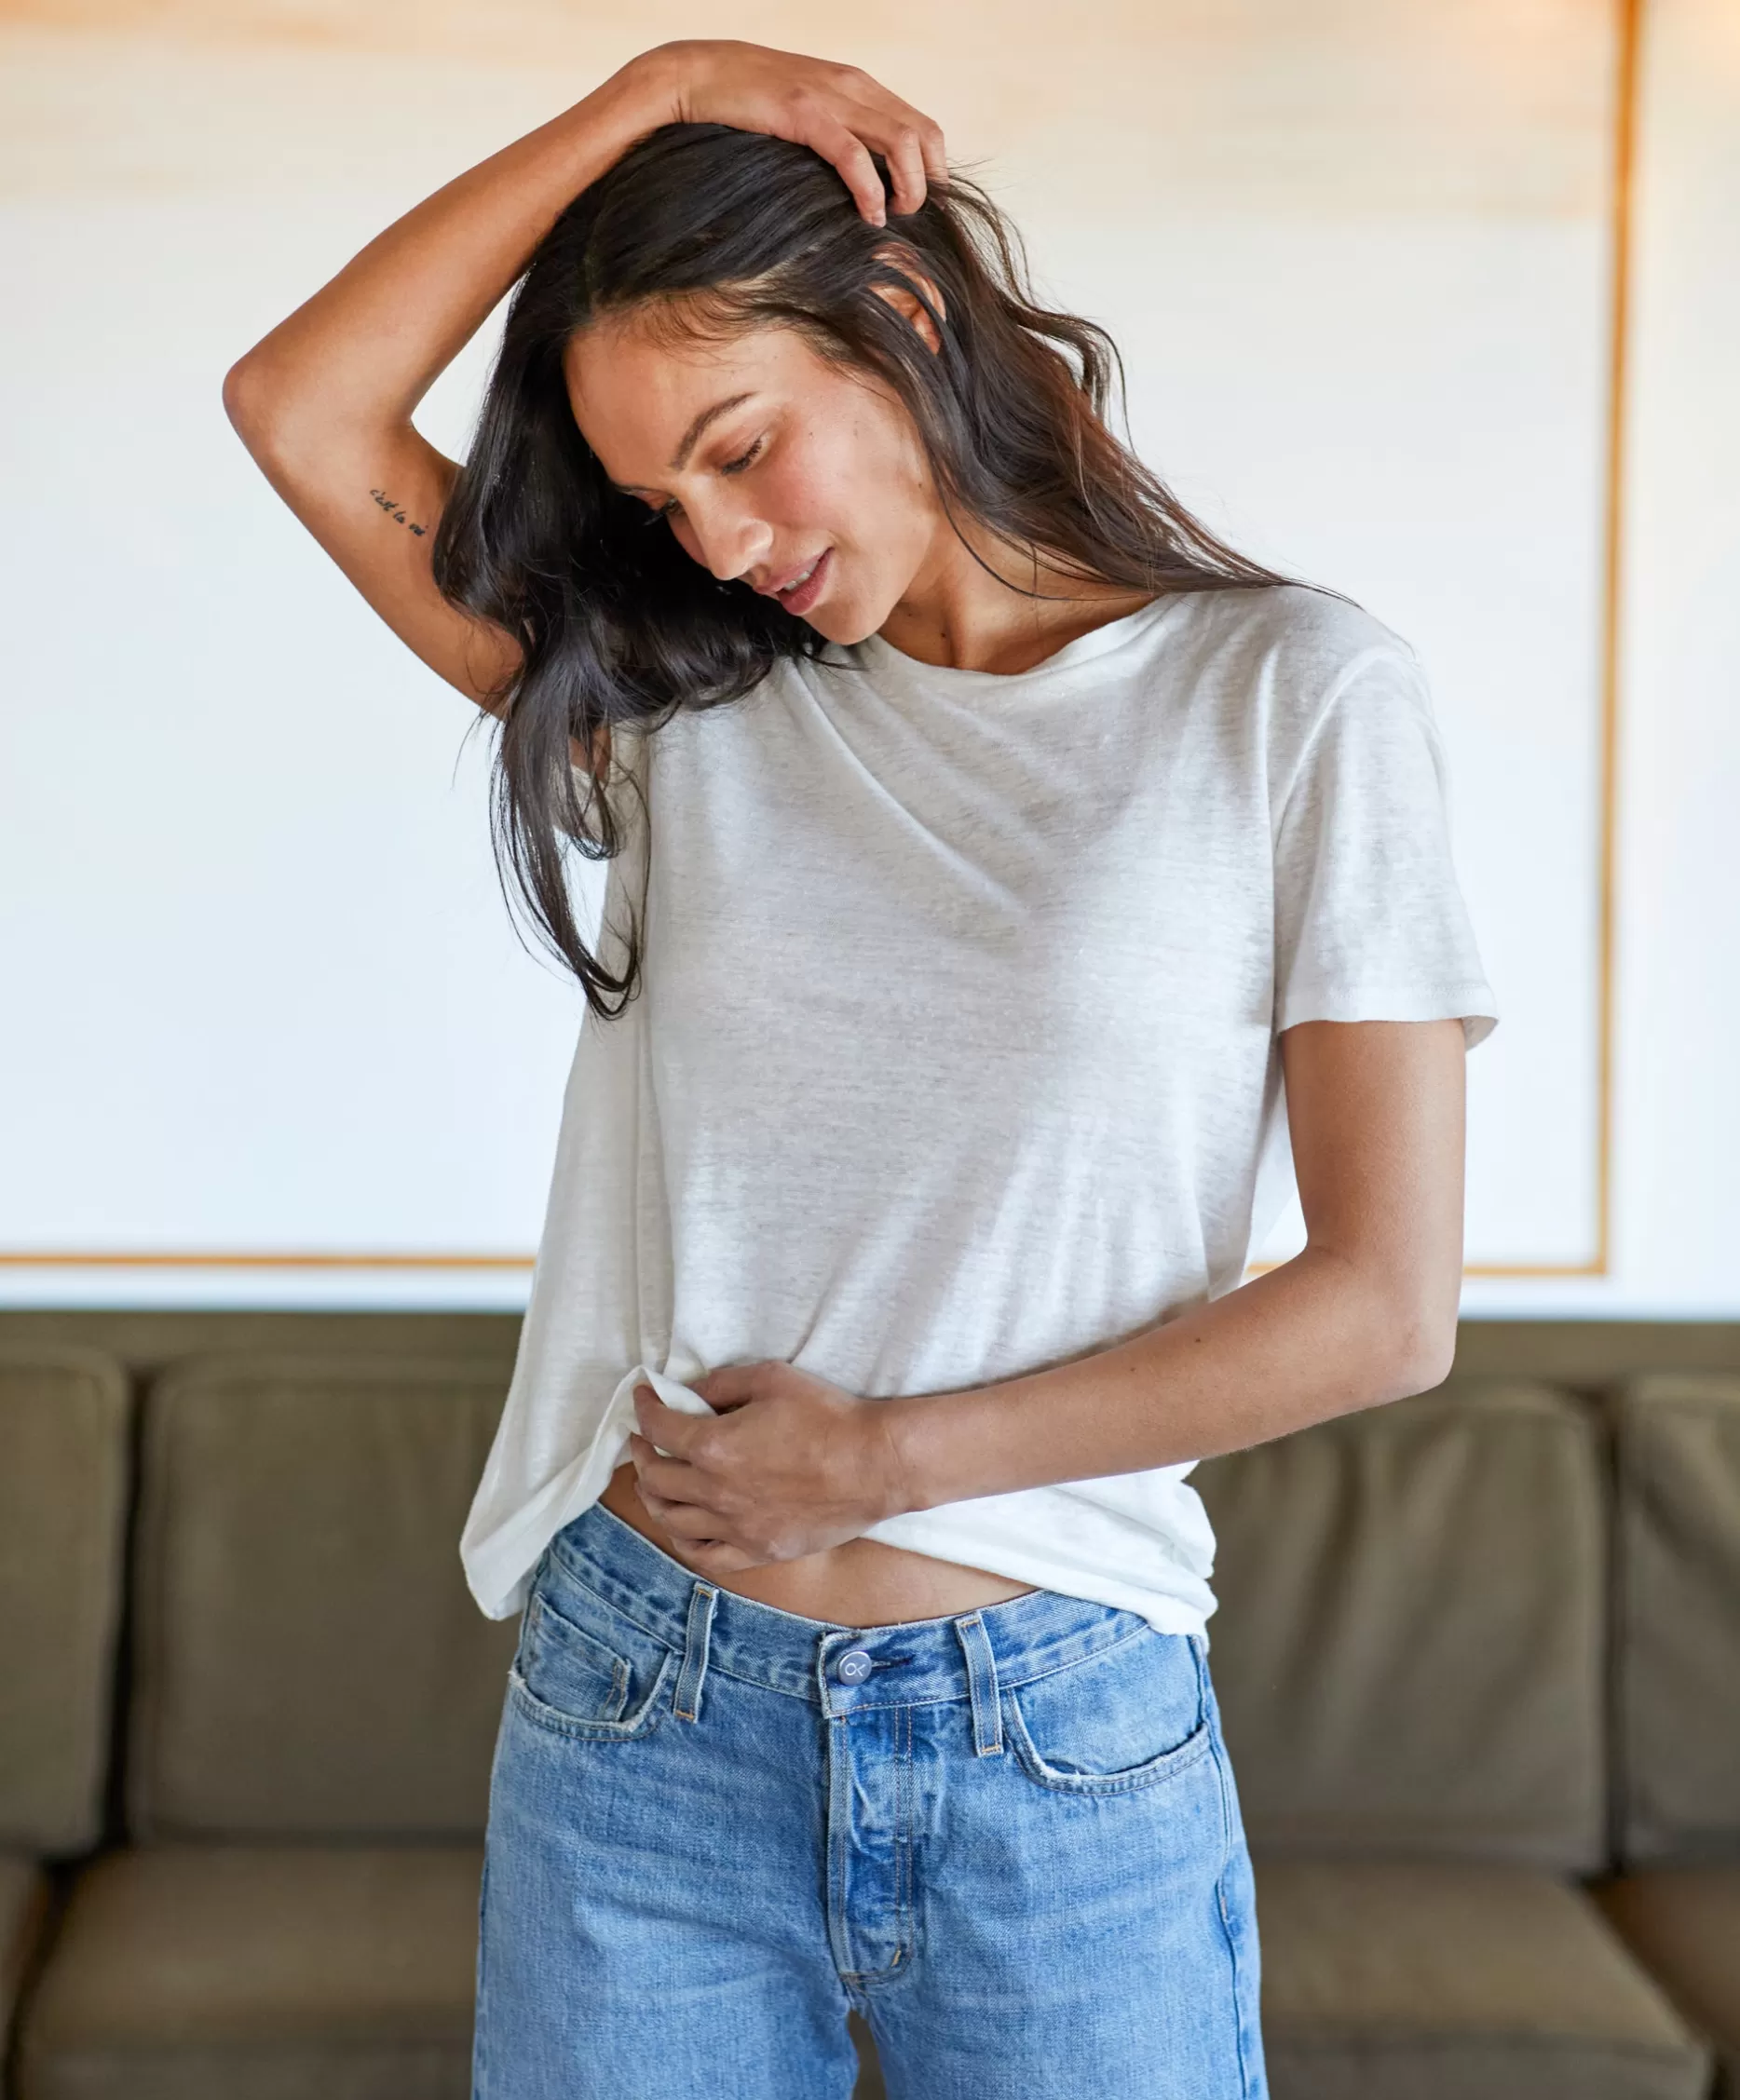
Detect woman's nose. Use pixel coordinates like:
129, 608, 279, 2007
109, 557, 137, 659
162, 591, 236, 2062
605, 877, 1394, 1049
694, 506, 772, 586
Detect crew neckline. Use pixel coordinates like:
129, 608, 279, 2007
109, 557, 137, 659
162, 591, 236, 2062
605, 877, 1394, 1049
850, 591, 1186, 687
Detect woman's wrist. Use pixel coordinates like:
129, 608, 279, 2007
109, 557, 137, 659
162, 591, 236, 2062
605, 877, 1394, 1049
872, 1391, 954, 1521
570, 49, 680, 166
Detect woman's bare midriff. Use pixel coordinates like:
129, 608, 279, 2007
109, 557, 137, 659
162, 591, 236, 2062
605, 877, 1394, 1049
597, 1460, 1037, 1628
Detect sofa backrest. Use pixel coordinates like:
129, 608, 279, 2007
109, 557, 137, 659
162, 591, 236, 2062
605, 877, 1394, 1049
126, 1354, 519, 1842
0, 1347, 130, 1858
1611, 1373, 1740, 1866
25, 1334, 1729, 1871
1193, 1376, 1607, 1874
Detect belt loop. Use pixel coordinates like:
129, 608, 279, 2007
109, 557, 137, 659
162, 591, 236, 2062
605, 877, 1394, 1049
673, 1581, 717, 1723
953, 1612, 1004, 1756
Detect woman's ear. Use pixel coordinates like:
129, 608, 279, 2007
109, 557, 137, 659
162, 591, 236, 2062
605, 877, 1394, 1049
869, 247, 946, 354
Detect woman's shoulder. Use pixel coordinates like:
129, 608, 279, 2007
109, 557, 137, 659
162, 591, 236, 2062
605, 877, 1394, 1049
1184, 579, 1418, 683
1178, 581, 1434, 762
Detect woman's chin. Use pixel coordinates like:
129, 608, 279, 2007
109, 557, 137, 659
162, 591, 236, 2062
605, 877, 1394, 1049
806, 604, 862, 644
816, 599, 892, 649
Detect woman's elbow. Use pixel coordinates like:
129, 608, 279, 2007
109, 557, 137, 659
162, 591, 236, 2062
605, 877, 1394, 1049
1377, 1285, 1460, 1401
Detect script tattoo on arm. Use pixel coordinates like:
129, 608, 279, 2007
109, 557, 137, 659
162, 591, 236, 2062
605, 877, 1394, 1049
370, 488, 427, 536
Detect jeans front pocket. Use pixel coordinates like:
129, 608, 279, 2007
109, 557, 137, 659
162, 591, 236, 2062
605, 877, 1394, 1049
509, 1570, 676, 1742
1004, 1626, 1213, 1796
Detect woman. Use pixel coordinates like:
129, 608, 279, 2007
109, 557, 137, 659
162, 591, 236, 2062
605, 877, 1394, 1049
225, 37, 1496, 2100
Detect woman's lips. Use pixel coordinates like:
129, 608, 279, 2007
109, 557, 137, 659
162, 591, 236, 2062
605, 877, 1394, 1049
771, 547, 831, 615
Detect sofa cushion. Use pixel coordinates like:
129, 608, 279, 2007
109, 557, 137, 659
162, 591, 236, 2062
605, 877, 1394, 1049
1194, 1379, 1607, 1870
0, 1347, 130, 1856
1611, 1375, 1740, 1864
129, 1356, 518, 1841
2, 1853, 53, 2066
16, 1844, 480, 2100
1256, 1857, 1710, 2100
1593, 1867, 1740, 2096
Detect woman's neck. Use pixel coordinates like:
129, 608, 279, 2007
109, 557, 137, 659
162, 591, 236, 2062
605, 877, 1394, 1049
877, 525, 1156, 676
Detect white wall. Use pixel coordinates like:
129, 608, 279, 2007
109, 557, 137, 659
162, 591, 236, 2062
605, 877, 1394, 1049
1553, 0, 1740, 1317
0, 1, 1733, 1310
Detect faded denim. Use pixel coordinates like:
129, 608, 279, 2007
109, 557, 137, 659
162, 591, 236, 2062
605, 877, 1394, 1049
474, 1499, 1268, 2099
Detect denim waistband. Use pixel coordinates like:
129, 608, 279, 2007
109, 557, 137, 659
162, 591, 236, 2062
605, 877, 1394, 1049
541, 1499, 1165, 1726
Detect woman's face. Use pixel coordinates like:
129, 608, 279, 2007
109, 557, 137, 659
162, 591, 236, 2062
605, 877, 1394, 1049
563, 294, 944, 646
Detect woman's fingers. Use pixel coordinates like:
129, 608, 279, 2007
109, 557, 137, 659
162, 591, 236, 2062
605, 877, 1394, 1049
818, 88, 947, 220
803, 113, 892, 223
671, 43, 947, 224
824, 69, 945, 215
796, 98, 945, 224
916, 114, 950, 195
636, 1483, 721, 1548
628, 1432, 701, 1502
877, 121, 931, 219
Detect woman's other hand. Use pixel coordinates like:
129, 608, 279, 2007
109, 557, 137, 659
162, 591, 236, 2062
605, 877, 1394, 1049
632, 38, 948, 226
627, 1362, 916, 1574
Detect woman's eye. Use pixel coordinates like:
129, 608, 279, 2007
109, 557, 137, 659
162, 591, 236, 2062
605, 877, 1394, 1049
649, 436, 764, 524
720, 435, 765, 478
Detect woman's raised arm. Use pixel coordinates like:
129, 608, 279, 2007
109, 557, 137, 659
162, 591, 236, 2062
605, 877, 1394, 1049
222, 41, 947, 733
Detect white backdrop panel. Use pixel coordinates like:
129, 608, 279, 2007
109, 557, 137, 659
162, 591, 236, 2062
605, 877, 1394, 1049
0, 7, 1637, 1298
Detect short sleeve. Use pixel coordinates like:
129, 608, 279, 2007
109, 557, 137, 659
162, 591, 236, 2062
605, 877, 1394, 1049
1271, 644, 1497, 1049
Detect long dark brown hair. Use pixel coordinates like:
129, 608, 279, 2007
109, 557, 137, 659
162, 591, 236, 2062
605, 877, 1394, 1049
433, 120, 1293, 1022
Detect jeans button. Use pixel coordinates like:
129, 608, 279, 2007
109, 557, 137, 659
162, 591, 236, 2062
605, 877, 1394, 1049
835, 1646, 873, 1685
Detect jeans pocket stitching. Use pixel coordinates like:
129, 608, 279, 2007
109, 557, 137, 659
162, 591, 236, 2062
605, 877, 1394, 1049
999, 1620, 1156, 1696
528, 1592, 639, 1722
509, 1642, 675, 1742
1002, 1684, 1215, 1796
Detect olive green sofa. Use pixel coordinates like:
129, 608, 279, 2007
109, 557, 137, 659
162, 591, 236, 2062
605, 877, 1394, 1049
0, 1313, 1736, 2100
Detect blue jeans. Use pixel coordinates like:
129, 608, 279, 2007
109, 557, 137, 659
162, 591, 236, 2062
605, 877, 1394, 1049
474, 1500, 1268, 2099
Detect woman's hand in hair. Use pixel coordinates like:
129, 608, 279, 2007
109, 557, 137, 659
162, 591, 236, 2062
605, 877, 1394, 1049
632, 38, 948, 227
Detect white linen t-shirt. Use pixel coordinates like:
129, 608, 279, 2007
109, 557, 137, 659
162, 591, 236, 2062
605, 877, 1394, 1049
459, 582, 1498, 1635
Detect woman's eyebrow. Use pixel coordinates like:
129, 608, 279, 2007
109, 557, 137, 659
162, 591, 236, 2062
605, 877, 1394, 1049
608, 392, 758, 495
669, 392, 756, 473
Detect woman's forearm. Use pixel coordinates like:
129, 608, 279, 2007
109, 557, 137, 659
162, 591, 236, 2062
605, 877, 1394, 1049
877, 1243, 1457, 1517
224, 54, 675, 458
